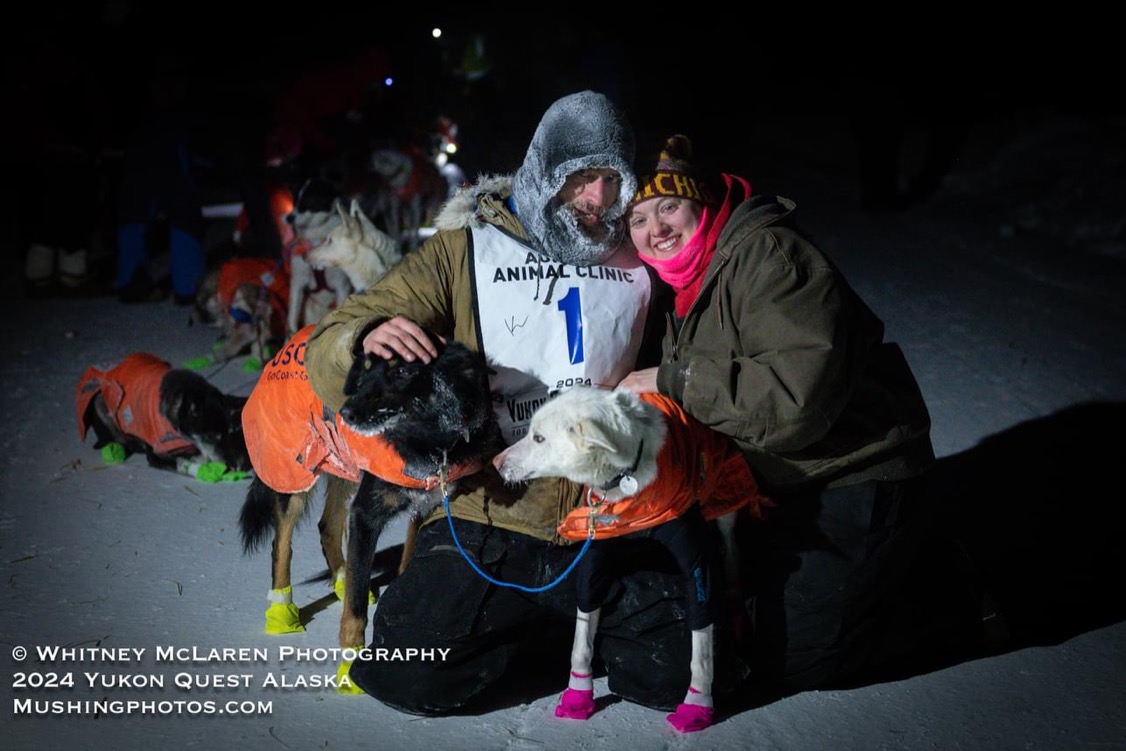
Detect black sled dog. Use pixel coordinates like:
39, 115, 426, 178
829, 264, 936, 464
238, 326, 501, 650
76, 353, 250, 475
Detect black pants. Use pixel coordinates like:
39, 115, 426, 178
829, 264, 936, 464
348, 517, 747, 715
741, 478, 930, 691
350, 478, 928, 714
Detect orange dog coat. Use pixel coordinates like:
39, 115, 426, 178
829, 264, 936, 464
75, 354, 197, 456
217, 257, 290, 336
241, 326, 482, 493
556, 393, 774, 541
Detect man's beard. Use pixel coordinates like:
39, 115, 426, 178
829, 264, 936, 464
537, 199, 623, 266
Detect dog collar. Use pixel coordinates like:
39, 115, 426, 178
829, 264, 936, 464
598, 440, 644, 496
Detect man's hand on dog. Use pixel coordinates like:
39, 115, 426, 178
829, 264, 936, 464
362, 317, 445, 363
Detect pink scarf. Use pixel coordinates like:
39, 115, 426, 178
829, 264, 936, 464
639, 174, 751, 316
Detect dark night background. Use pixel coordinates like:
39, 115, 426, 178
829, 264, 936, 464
6, 4, 1122, 268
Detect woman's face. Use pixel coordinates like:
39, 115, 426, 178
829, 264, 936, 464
628, 197, 703, 260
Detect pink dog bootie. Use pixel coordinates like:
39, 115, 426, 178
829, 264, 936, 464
555, 688, 596, 720
667, 702, 714, 733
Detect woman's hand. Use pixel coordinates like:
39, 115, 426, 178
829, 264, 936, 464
616, 367, 659, 394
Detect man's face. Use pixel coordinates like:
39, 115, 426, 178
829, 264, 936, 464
557, 168, 622, 238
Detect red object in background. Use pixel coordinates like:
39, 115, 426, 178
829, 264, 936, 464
266, 47, 392, 165
234, 185, 295, 249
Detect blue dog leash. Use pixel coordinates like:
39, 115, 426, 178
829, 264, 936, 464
440, 466, 595, 593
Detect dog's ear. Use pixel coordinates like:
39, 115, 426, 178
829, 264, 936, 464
610, 389, 639, 413
567, 390, 644, 459
572, 418, 621, 455
351, 200, 389, 248
432, 343, 492, 430
343, 353, 377, 397
349, 198, 367, 225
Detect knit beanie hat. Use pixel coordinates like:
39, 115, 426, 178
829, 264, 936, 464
631, 134, 717, 207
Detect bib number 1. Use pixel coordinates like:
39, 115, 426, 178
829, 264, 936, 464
556, 287, 584, 365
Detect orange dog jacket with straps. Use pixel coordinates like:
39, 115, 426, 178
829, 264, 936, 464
556, 393, 774, 541
242, 326, 482, 493
75, 354, 197, 456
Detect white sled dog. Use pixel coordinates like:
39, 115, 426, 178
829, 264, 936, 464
305, 199, 402, 293
492, 386, 772, 733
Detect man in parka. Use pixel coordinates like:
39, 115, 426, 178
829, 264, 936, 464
304, 91, 737, 715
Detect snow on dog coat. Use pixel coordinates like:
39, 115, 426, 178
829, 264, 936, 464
75, 354, 197, 456
241, 326, 480, 493
556, 392, 774, 541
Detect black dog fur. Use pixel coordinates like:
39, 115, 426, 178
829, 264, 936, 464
336, 340, 503, 649
81, 363, 250, 474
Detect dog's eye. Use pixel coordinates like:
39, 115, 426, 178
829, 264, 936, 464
533, 433, 544, 443
364, 358, 372, 371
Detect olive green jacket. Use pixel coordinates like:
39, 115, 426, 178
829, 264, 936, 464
655, 194, 935, 492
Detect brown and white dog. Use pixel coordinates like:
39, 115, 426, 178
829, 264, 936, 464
195, 258, 290, 364
492, 387, 773, 732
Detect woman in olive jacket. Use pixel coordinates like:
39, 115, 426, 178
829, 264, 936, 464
620, 134, 936, 691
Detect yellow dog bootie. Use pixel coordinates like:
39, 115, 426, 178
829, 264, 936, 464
336, 648, 366, 695
333, 571, 376, 604
264, 586, 304, 634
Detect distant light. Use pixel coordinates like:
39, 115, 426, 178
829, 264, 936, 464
384, 77, 393, 87
432, 28, 442, 39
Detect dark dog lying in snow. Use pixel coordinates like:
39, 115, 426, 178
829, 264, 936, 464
76, 353, 250, 476
238, 326, 501, 657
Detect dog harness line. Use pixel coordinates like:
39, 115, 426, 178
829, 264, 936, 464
441, 462, 595, 593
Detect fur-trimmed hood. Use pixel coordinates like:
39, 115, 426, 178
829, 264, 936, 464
514, 91, 635, 266
433, 174, 517, 232
437, 92, 635, 265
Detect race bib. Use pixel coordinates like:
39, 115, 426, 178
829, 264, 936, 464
471, 226, 651, 444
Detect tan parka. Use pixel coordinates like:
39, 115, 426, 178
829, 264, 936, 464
306, 177, 668, 542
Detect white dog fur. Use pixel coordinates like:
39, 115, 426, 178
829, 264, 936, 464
492, 387, 745, 733
286, 205, 352, 337
305, 199, 402, 293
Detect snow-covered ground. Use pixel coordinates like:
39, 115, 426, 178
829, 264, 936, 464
2, 108, 1124, 750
